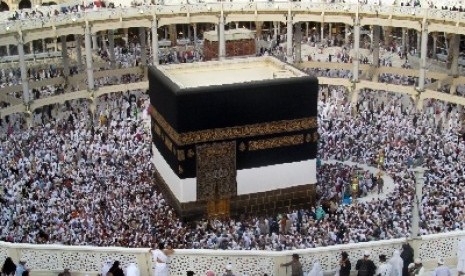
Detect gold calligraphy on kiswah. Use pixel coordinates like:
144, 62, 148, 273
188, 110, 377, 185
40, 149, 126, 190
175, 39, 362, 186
248, 134, 305, 151
149, 105, 317, 146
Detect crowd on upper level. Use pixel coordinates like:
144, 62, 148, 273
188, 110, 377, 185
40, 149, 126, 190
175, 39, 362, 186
1, 0, 464, 23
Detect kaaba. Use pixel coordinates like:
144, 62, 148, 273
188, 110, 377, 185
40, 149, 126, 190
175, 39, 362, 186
148, 56, 318, 219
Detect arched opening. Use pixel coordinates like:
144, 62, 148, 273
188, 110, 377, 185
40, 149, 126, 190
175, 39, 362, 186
41, 1, 57, 5
18, 0, 31, 9
0, 1, 9, 12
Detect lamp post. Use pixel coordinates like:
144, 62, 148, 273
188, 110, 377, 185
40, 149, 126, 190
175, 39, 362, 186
410, 166, 425, 260
411, 167, 424, 238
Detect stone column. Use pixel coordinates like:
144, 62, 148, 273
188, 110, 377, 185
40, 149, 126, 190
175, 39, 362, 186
350, 86, 359, 105
384, 26, 393, 48
432, 32, 437, 59
139, 27, 147, 66
17, 35, 30, 104
101, 32, 107, 51
256, 21, 263, 39
124, 28, 129, 45
29, 42, 33, 55
61, 36, 70, 77
320, 23, 324, 42
147, 29, 151, 57
411, 167, 425, 239
84, 25, 95, 91
295, 22, 302, 63
187, 24, 191, 42
372, 25, 380, 67
169, 25, 177, 46
305, 22, 309, 39
108, 30, 116, 69
328, 23, 332, 38
402, 27, 407, 53
6, 45, 10, 56
218, 13, 226, 61
193, 23, 198, 49
352, 22, 361, 82
92, 32, 98, 51
416, 31, 421, 56
418, 23, 428, 91
286, 10, 293, 59
152, 18, 159, 65
273, 21, 278, 41
450, 34, 460, 77
345, 24, 350, 45
76, 35, 83, 71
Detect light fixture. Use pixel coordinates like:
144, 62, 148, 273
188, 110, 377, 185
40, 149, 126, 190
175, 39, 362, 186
72, 17, 77, 22
6, 26, 9, 31
139, 9, 144, 14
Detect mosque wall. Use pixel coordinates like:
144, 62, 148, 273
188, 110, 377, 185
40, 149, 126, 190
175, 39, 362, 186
1, 228, 465, 275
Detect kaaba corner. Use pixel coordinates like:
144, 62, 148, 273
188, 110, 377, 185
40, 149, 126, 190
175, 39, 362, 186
147, 56, 319, 219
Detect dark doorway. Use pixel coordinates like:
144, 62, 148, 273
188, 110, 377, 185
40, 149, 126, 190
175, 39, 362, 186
0, 1, 9, 11
18, 0, 31, 9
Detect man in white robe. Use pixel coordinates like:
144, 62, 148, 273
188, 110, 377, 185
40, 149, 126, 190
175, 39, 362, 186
432, 258, 451, 276
101, 260, 112, 276
412, 259, 425, 276
388, 250, 403, 276
376, 255, 392, 276
458, 239, 465, 274
308, 261, 324, 276
151, 243, 174, 276
126, 263, 140, 276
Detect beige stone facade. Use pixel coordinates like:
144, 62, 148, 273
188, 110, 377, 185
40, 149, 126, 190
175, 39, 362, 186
1, 0, 67, 12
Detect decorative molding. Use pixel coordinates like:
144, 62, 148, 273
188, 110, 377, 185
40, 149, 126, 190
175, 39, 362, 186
305, 133, 312, 143
196, 141, 237, 201
313, 132, 319, 142
148, 105, 317, 146
177, 150, 185, 161
248, 134, 305, 151
239, 142, 246, 152
152, 121, 177, 157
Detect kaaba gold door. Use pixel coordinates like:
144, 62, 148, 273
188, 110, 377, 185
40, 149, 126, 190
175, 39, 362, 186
196, 141, 236, 218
